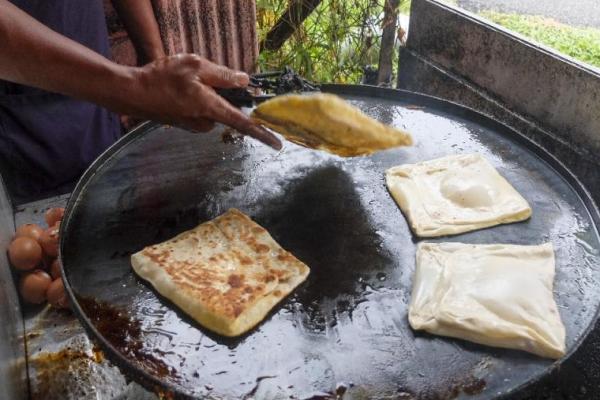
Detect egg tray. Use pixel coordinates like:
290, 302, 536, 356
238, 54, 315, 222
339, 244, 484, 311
59, 84, 600, 399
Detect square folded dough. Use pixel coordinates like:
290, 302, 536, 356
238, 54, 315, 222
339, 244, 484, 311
131, 209, 310, 337
385, 153, 531, 237
409, 242, 565, 359
251, 93, 412, 156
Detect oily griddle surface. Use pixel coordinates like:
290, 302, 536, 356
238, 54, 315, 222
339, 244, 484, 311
61, 86, 600, 399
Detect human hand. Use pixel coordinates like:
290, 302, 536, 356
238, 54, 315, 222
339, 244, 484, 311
125, 54, 281, 149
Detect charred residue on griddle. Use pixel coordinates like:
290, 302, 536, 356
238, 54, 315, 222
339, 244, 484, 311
303, 392, 336, 400
77, 296, 176, 379
222, 128, 243, 144
459, 376, 486, 396
25, 330, 42, 340
336, 383, 348, 397
242, 375, 278, 399
442, 375, 487, 398
30, 348, 101, 400
154, 387, 176, 400
91, 344, 105, 363
302, 383, 353, 400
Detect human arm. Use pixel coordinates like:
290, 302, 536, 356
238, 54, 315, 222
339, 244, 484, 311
0, 1, 280, 148
111, 0, 165, 64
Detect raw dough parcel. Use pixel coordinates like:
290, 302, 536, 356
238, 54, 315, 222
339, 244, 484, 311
409, 242, 566, 359
386, 153, 531, 237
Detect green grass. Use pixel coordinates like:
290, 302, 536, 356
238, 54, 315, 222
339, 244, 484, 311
481, 12, 600, 68
405, 2, 600, 69
256, 1, 600, 83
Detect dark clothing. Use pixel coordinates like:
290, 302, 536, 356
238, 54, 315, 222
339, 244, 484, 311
0, 0, 121, 204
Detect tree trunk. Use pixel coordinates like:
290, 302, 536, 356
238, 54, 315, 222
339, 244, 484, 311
377, 0, 400, 85
260, 0, 323, 52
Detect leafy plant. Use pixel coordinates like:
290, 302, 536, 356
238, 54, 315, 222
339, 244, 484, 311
257, 1, 600, 84
257, 0, 408, 83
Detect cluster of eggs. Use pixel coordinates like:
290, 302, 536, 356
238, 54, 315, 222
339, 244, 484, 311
7, 207, 69, 309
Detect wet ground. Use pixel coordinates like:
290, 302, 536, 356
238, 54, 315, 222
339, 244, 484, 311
457, 0, 600, 28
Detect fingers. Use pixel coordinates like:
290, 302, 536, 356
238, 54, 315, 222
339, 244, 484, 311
243, 124, 283, 151
205, 89, 282, 150
189, 119, 215, 133
198, 59, 249, 89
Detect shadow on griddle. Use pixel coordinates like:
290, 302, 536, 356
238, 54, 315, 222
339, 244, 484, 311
130, 164, 394, 345
254, 164, 394, 332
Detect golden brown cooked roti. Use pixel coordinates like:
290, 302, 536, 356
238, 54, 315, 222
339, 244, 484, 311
251, 93, 412, 156
130, 209, 310, 337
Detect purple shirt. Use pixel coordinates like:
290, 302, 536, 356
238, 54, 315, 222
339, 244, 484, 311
0, 0, 121, 204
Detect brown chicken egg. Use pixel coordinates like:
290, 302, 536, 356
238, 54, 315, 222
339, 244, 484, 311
15, 223, 44, 242
8, 237, 43, 271
49, 258, 62, 280
44, 207, 65, 227
47, 278, 69, 309
19, 270, 52, 304
39, 225, 59, 258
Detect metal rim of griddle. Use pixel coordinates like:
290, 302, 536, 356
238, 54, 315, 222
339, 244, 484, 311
59, 84, 600, 399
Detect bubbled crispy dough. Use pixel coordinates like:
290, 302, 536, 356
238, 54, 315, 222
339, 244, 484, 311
131, 209, 310, 336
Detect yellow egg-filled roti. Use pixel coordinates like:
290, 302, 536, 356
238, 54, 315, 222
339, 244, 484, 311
251, 93, 412, 156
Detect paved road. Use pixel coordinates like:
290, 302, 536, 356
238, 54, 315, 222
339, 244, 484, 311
457, 0, 600, 28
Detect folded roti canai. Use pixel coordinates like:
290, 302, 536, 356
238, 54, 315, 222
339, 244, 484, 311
251, 93, 412, 156
386, 153, 532, 237
131, 209, 310, 337
409, 242, 566, 359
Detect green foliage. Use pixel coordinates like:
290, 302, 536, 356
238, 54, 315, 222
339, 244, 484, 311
257, 0, 409, 83
482, 12, 600, 69
257, 1, 600, 84
398, 0, 411, 15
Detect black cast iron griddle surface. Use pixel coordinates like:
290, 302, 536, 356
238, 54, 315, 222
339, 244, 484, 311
60, 86, 600, 399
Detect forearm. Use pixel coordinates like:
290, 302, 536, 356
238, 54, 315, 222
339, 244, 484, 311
0, 1, 279, 148
0, 1, 137, 113
112, 0, 165, 64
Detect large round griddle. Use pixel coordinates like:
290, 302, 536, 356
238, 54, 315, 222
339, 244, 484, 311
60, 85, 600, 399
